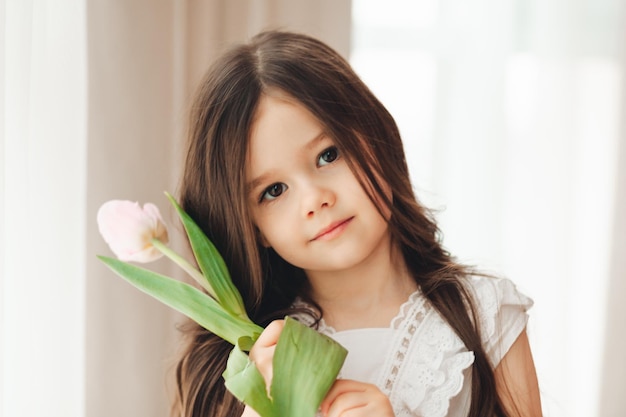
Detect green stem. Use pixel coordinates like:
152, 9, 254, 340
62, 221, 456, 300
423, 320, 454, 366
151, 238, 217, 299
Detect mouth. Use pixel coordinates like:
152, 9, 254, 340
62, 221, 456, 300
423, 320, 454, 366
311, 217, 354, 241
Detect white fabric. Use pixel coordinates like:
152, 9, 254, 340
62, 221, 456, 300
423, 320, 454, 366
294, 276, 533, 417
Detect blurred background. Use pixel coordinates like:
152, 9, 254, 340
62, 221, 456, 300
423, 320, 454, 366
1, 1, 624, 416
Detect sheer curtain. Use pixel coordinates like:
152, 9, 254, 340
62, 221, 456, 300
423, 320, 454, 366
1, 2, 87, 417
1, 1, 351, 417
351, 1, 625, 416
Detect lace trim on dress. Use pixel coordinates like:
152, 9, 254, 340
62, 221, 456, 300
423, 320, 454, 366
380, 290, 475, 417
390, 289, 423, 330
293, 276, 532, 417
294, 288, 428, 335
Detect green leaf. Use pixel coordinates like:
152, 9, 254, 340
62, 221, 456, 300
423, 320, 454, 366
224, 338, 274, 417
224, 317, 347, 417
98, 255, 262, 345
165, 192, 248, 318
271, 317, 347, 417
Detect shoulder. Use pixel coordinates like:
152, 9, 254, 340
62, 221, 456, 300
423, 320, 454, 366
460, 275, 534, 367
462, 275, 533, 315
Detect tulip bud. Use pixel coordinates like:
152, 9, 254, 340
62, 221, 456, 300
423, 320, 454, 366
97, 200, 169, 263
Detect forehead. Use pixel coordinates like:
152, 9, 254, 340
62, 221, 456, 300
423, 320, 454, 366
246, 93, 325, 171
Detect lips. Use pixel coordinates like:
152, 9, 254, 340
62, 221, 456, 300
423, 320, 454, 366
311, 217, 354, 241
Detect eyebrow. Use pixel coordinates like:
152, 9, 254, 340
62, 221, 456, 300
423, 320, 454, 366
246, 131, 328, 194
304, 131, 327, 151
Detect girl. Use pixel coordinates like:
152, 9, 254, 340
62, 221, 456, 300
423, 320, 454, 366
173, 30, 542, 417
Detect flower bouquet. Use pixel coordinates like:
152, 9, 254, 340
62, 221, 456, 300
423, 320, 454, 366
97, 192, 347, 417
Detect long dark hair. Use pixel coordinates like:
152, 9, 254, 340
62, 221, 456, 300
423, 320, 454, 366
173, 30, 507, 417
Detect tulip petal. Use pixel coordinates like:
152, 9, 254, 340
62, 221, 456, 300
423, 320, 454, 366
97, 200, 168, 263
143, 203, 169, 243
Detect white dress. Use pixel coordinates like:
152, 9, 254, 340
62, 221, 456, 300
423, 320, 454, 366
293, 276, 533, 417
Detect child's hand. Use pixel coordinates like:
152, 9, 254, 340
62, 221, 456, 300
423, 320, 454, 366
241, 320, 284, 417
249, 319, 285, 389
320, 379, 394, 417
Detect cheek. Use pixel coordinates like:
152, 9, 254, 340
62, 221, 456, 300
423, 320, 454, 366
250, 208, 269, 247
351, 169, 393, 220
252, 211, 286, 249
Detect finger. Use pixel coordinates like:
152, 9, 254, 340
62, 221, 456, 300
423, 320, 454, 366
250, 319, 285, 362
324, 392, 368, 417
253, 319, 285, 349
326, 391, 394, 417
241, 405, 262, 417
321, 380, 393, 417
320, 380, 367, 414
249, 319, 285, 389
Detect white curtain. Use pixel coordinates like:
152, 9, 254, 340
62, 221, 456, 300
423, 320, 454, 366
351, 1, 625, 416
1, 1, 351, 417
1, 1, 87, 416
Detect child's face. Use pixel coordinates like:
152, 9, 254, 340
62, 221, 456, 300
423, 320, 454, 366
246, 91, 391, 276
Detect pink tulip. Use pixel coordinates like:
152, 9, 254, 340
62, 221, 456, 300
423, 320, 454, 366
97, 200, 169, 263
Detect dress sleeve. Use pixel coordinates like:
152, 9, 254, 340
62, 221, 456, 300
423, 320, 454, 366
466, 276, 534, 367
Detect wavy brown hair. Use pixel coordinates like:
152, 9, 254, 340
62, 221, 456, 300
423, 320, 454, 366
173, 30, 507, 417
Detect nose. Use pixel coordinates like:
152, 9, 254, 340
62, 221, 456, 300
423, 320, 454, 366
300, 180, 336, 218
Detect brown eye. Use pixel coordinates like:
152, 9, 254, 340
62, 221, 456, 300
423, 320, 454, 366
318, 146, 339, 166
261, 183, 287, 202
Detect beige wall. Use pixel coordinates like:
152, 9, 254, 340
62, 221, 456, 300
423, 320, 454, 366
85, 1, 351, 416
